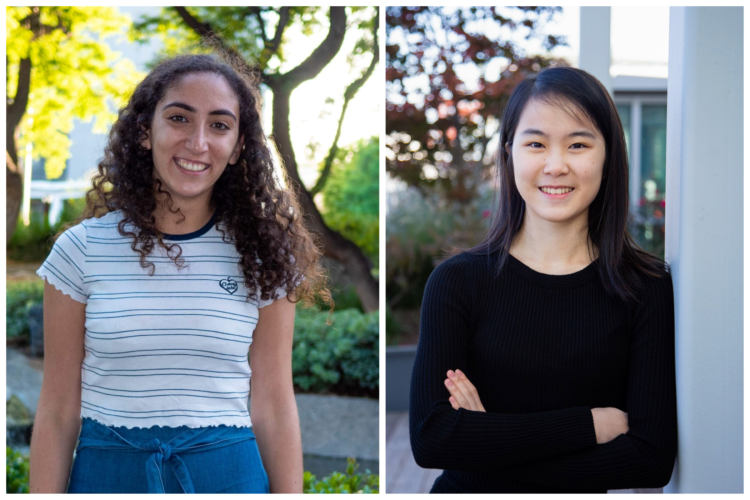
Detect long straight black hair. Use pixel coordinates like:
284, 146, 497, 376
466, 66, 668, 302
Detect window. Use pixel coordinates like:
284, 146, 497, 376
615, 96, 667, 259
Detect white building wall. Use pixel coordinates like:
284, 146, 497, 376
578, 7, 613, 96
663, 6, 743, 493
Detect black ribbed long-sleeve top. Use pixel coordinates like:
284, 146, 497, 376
409, 250, 677, 493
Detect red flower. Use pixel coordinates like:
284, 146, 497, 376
660, 199, 666, 208
482, 210, 490, 218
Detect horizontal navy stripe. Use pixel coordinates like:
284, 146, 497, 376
86, 333, 252, 345
82, 408, 249, 420
83, 366, 250, 379
86, 350, 246, 363
87, 327, 252, 340
82, 401, 248, 415
82, 381, 249, 395
83, 278, 246, 284
40, 264, 85, 295
86, 346, 245, 357
87, 313, 257, 325
51, 245, 84, 276
83, 362, 248, 375
88, 308, 256, 320
83, 387, 248, 400
66, 230, 86, 252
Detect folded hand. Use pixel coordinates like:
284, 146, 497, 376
444, 369, 486, 412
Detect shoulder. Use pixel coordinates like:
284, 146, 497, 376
425, 251, 490, 297
628, 266, 675, 321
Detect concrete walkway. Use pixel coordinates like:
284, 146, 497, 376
6, 347, 379, 476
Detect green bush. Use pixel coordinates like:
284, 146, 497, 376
303, 457, 378, 494
293, 307, 378, 396
8, 198, 87, 263
6, 281, 44, 342
6, 447, 29, 493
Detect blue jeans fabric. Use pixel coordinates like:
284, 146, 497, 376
67, 418, 269, 493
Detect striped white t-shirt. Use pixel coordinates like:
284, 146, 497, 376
37, 210, 284, 429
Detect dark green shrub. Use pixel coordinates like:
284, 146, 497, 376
293, 307, 378, 396
8, 198, 87, 263
6, 447, 29, 493
6, 281, 44, 342
303, 457, 378, 493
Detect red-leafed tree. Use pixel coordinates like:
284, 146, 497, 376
386, 7, 569, 201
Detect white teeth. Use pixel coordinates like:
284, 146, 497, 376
176, 159, 209, 172
541, 187, 573, 194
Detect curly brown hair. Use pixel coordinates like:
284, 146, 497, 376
62, 52, 330, 307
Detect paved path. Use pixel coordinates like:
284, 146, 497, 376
386, 411, 441, 493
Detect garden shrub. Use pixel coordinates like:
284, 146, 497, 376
8, 198, 86, 263
293, 307, 378, 396
6, 281, 44, 342
303, 457, 378, 494
6, 447, 29, 493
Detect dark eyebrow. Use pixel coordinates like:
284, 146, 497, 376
162, 101, 237, 122
519, 128, 597, 140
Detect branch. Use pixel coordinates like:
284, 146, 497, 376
6, 57, 32, 168
269, 7, 290, 54
276, 7, 346, 91
248, 7, 268, 44
174, 6, 212, 36
310, 8, 379, 196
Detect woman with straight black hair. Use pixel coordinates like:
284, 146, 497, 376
409, 66, 677, 493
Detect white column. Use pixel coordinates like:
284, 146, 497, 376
664, 7, 743, 493
578, 7, 613, 96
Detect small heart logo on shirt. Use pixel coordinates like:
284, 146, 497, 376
219, 277, 238, 295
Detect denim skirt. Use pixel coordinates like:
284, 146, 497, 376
67, 418, 270, 493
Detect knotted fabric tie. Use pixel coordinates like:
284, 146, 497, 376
76, 420, 255, 493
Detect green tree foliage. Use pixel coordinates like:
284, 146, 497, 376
130, 7, 381, 311
386, 7, 568, 198
321, 137, 379, 263
6, 7, 144, 179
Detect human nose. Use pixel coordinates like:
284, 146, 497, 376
542, 147, 570, 176
185, 123, 209, 154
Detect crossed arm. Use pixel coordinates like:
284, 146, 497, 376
443, 369, 630, 446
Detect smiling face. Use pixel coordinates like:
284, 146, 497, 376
141, 72, 243, 211
509, 97, 606, 230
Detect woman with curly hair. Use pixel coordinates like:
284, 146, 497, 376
409, 67, 677, 493
29, 53, 328, 493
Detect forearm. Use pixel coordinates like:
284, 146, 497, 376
29, 410, 81, 493
499, 431, 677, 491
253, 400, 304, 493
409, 402, 597, 471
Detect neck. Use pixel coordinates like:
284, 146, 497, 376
509, 211, 598, 270
153, 195, 214, 236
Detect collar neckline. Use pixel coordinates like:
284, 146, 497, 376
162, 212, 217, 241
506, 252, 598, 287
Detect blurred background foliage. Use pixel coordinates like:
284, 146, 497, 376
386, 7, 665, 345
386, 7, 568, 344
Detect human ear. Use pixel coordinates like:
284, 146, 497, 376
505, 142, 511, 155
229, 135, 244, 165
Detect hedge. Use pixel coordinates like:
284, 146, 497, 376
292, 307, 379, 396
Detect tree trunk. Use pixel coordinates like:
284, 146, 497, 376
271, 89, 379, 312
6, 155, 23, 243
6, 55, 33, 244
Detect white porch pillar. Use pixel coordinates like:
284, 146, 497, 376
578, 7, 613, 96
664, 7, 743, 493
